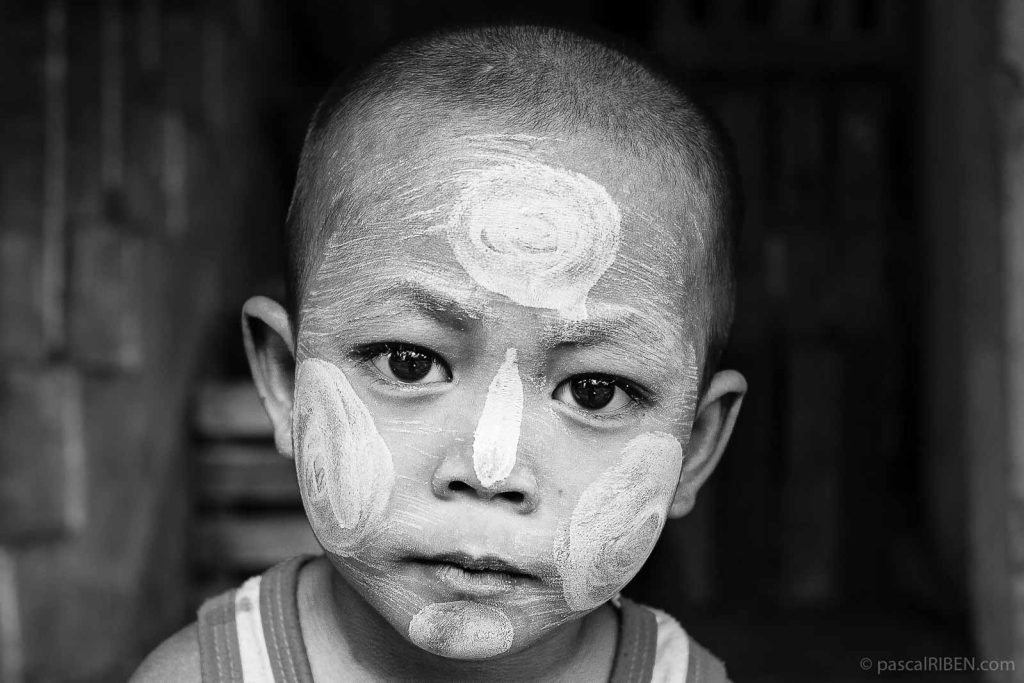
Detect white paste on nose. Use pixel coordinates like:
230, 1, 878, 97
444, 161, 621, 319
292, 359, 395, 556
408, 601, 514, 659
554, 432, 683, 611
472, 348, 523, 488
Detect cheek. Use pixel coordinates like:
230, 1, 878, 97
553, 432, 683, 611
292, 358, 396, 555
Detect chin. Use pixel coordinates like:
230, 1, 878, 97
333, 552, 584, 661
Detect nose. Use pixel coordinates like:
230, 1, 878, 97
430, 348, 538, 513
430, 452, 539, 513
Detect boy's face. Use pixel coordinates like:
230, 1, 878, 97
288, 126, 714, 659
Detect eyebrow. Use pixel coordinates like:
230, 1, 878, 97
541, 309, 672, 353
360, 280, 487, 329
358, 280, 674, 353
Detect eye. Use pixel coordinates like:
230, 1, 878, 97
552, 375, 636, 414
366, 344, 451, 384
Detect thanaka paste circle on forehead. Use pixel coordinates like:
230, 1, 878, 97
473, 348, 524, 488
554, 432, 683, 611
408, 601, 514, 659
292, 358, 395, 556
444, 161, 621, 319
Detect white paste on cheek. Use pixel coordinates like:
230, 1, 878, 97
408, 601, 514, 659
292, 358, 395, 556
444, 161, 621, 319
472, 348, 524, 488
553, 432, 684, 611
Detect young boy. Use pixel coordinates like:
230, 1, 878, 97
134, 24, 746, 682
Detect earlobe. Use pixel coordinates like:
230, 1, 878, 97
668, 369, 747, 518
241, 296, 297, 458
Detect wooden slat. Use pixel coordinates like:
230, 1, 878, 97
0, 548, 23, 683
677, 480, 717, 604
65, 2, 101, 222
776, 87, 832, 339
830, 0, 856, 36
161, 111, 188, 238
0, 120, 44, 233
100, 0, 125, 194
193, 381, 273, 439
122, 0, 165, 238
162, 10, 200, 239
837, 84, 889, 227
999, 0, 1024, 672
703, 87, 779, 604
0, 232, 44, 361
653, 0, 907, 71
658, 34, 901, 72
708, 86, 769, 342
834, 82, 896, 603
0, 14, 45, 366
780, 345, 843, 604
710, 0, 746, 30
196, 443, 298, 505
877, 0, 903, 38
194, 515, 320, 571
41, 0, 68, 353
0, 365, 85, 539
201, 14, 228, 131
776, 86, 826, 225
69, 223, 145, 370
773, 85, 845, 607
135, 0, 161, 70
774, 0, 815, 33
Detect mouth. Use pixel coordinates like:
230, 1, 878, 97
412, 552, 536, 597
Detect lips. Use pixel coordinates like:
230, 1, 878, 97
414, 551, 536, 597
432, 552, 530, 575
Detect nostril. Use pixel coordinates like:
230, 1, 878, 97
443, 480, 527, 505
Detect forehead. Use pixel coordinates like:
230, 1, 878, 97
302, 123, 706, 339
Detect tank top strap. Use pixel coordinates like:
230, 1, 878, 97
197, 587, 244, 683
609, 596, 659, 683
197, 555, 316, 683
258, 555, 316, 683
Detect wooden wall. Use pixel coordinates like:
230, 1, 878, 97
924, 1, 1024, 680
0, 1, 280, 680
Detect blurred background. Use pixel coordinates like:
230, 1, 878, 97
1, 1, 1021, 681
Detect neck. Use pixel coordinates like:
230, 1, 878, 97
299, 557, 616, 681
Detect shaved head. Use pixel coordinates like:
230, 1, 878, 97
286, 25, 741, 386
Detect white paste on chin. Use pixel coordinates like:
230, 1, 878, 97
292, 358, 395, 556
554, 432, 683, 611
444, 161, 621, 319
473, 348, 524, 488
408, 601, 514, 659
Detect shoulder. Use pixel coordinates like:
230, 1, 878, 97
129, 623, 202, 683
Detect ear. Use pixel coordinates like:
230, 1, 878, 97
668, 369, 747, 517
242, 296, 296, 458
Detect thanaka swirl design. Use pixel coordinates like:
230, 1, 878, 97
443, 160, 621, 319
292, 358, 396, 556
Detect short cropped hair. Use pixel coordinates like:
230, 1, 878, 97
286, 24, 742, 386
